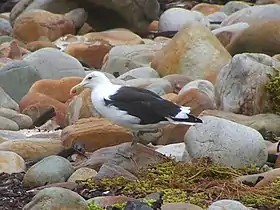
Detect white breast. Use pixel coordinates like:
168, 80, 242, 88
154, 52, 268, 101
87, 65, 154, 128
91, 84, 141, 128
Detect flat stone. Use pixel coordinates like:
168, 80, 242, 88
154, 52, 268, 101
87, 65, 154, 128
0, 151, 26, 174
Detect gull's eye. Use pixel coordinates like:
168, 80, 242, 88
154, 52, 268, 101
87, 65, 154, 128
87, 76, 92, 80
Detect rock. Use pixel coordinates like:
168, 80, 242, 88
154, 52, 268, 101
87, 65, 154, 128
0, 116, 19, 130
235, 168, 280, 187
0, 40, 29, 59
221, 4, 280, 27
220, 1, 250, 15
0, 130, 27, 139
95, 163, 138, 181
73, 142, 168, 175
23, 48, 86, 79
162, 202, 204, 210
0, 60, 41, 102
28, 77, 82, 103
174, 88, 216, 117
185, 116, 268, 168
179, 79, 215, 103
102, 44, 163, 75
124, 200, 153, 210
23, 155, 74, 188
83, 29, 144, 46
158, 8, 210, 32
0, 138, 63, 160
163, 74, 192, 94
28, 182, 78, 194
212, 22, 250, 47
23, 187, 88, 210
64, 40, 113, 69
66, 89, 100, 125
207, 12, 227, 23
10, 0, 159, 33
61, 117, 132, 152
19, 92, 67, 127
151, 22, 231, 83
25, 40, 58, 51
0, 18, 12, 36
226, 21, 280, 56
88, 196, 134, 208
200, 110, 280, 137
117, 67, 159, 81
12, 8, 87, 43
0, 86, 19, 110
192, 3, 223, 15
145, 78, 173, 96
208, 199, 249, 210
67, 167, 97, 182
0, 151, 26, 174
0, 107, 33, 129
155, 143, 187, 162
216, 53, 280, 115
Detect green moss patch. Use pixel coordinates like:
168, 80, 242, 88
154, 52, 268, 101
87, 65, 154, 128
82, 158, 280, 209
265, 66, 280, 114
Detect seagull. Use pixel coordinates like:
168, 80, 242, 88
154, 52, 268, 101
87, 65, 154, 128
70, 71, 203, 146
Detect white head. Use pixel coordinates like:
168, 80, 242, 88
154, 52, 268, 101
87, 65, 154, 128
70, 71, 111, 95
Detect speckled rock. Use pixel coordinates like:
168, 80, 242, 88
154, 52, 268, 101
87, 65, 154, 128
67, 167, 97, 182
216, 53, 280, 115
23, 187, 88, 210
207, 199, 249, 210
185, 116, 268, 168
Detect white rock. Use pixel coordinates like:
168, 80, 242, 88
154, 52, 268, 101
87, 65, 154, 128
207, 12, 228, 23
0, 116, 19, 131
0, 151, 26, 174
208, 199, 249, 210
158, 8, 210, 32
185, 116, 268, 168
155, 143, 187, 162
220, 1, 250, 15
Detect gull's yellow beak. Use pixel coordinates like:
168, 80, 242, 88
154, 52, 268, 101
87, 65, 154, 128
70, 82, 85, 96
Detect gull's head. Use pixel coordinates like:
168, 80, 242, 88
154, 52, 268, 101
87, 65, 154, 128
70, 71, 110, 96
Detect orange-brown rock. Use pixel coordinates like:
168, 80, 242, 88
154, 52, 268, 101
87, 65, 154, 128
29, 77, 83, 103
66, 89, 101, 125
148, 21, 159, 32
173, 88, 215, 116
273, 54, 280, 60
226, 21, 280, 56
163, 74, 192, 93
191, 3, 223, 15
61, 118, 132, 152
0, 139, 64, 160
19, 92, 67, 127
161, 93, 178, 102
0, 40, 29, 59
151, 22, 231, 83
64, 41, 113, 68
12, 9, 76, 43
83, 29, 144, 46
276, 155, 280, 168
25, 40, 58, 52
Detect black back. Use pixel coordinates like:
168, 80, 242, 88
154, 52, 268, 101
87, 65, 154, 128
104, 86, 181, 125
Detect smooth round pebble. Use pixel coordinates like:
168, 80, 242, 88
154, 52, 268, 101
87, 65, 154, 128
67, 167, 98, 182
23, 187, 88, 210
0, 151, 26, 174
23, 155, 74, 188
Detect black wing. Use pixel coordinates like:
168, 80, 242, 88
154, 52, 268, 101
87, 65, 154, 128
104, 86, 181, 125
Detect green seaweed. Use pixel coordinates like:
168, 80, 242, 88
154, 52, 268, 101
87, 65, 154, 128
83, 158, 280, 209
265, 66, 280, 114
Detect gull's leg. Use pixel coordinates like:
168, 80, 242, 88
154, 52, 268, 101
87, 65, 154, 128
131, 130, 139, 147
